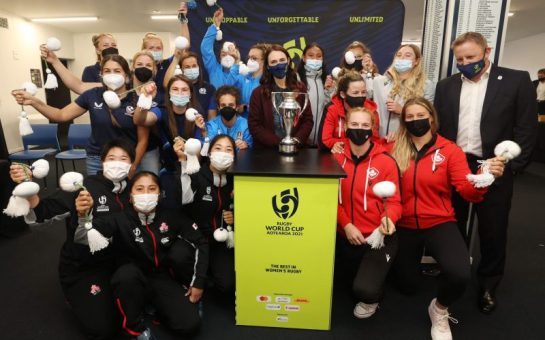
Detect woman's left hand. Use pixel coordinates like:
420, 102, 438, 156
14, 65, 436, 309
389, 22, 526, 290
386, 100, 402, 115
128, 164, 137, 179
486, 156, 506, 178
186, 286, 203, 303
379, 217, 396, 235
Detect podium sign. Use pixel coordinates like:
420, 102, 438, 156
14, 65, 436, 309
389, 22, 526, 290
234, 175, 339, 330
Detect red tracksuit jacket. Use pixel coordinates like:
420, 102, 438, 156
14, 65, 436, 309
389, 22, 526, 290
335, 142, 402, 237
398, 134, 487, 229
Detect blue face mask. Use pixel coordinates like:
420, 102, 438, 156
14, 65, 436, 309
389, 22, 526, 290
170, 93, 190, 107
183, 67, 200, 81
394, 59, 413, 73
268, 63, 288, 79
304, 59, 323, 72
151, 50, 163, 62
457, 58, 485, 80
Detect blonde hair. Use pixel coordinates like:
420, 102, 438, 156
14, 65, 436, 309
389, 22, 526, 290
387, 44, 427, 102
345, 107, 375, 127
92, 33, 115, 61
451, 32, 488, 50
131, 50, 157, 77
141, 32, 163, 50
391, 97, 439, 173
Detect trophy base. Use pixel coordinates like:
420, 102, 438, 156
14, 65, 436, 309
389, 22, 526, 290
279, 142, 298, 155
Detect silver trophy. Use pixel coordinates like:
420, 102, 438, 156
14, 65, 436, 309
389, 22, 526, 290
272, 91, 309, 155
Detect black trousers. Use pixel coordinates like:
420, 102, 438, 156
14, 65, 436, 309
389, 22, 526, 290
62, 269, 120, 340
208, 240, 235, 294
393, 222, 470, 307
111, 263, 200, 337
453, 154, 514, 290
337, 234, 398, 304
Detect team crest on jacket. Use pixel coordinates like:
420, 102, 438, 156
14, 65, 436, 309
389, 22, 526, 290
192, 223, 199, 230
159, 222, 169, 233
199, 87, 207, 95
431, 152, 446, 164
90, 284, 101, 295
367, 167, 379, 179
133, 227, 143, 243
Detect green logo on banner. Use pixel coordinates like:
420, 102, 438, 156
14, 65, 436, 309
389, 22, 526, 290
272, 188, 299, 219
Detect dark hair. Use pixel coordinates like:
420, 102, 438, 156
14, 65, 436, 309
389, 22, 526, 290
208, 134, 236, 158
215, 85, 241, 106
178, 51, 206, 88
100, 54, 131, 85
165, 75, 202, 140
260, 44, 302, 98
339, 41, 370, 70
100, 139, 136, 162
296, 42, 327, 87
129, 171, 160, 192
336, 70, 364, 98
539, 68, 545, 74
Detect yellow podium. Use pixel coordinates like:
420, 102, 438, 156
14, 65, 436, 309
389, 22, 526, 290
231, 149, 346, 330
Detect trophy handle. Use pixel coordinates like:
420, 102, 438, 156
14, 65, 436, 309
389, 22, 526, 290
272, 92, 280, 115
294, 93, 309, 127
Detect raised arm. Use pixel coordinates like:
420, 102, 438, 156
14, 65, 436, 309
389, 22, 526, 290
12, 90, 86, 122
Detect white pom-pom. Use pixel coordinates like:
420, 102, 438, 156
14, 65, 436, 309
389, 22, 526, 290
137, 93, 152, 110
185, 108, 198, 122
46, 37, 62, 51
494, 140, 521, 161
366, 227, 385, 249
59, 172, 85, 192
216, 29, 223, 41
207, 0, 217, 7
174, 65, 183, 76
372, 181, 396, 199
331, 66, 342, 79
86, 223, 110, 254
13, 182, 40, 197
200, 137, 210, 157
345, 51, 356, 65
30, 159, 50, 179
103, 90, 121, 109
19, 113, 33, 136
226, 225, 234, 248
22, 82, 38, 96
174, 36, 190, 50
44, 70, 58, 90
239, 63, 249, 75
222, 41, 234, 52
184, 138, 202, 174
467, 173, 495, 188
214, 227, 228, 242
3, 196, 31, 217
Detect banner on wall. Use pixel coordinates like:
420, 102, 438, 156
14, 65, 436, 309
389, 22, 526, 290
234, 176, 339, 330
188, 0, 405, 74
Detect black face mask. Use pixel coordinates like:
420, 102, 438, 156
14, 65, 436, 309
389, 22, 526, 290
345, 95, 366, 108
346, 128, 372, 146
348, 59, 363, 71
405, 118, 431, 137
101, 47, 119, 58
134, 67, 153, 83
220, 106, 237, 121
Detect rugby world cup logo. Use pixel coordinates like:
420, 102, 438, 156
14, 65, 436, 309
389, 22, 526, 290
272, 188, 299, 219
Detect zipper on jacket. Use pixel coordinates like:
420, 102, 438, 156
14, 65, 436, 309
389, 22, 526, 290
115, 194, 124, 209
144, 223, 159, 268
312, 74, 320, 145
349, 159, 358, 222
212, 176, 223, 230
413, 159, 421, 229
440, 194, 449, 212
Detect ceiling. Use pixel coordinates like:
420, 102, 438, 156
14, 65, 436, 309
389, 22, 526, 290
1, 0, 544, 42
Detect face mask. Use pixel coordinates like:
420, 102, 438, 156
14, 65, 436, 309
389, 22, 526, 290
132, 193, 159, 214
394, 59, 413, 73
151, 50, 163, 62
101, 47, 119, 58
346, 128, 372, 146
345, 95, 366, 108
268, 63, 288, 79
183, 67, 200, 81
170, 93, 190, 107
349, 59, 363, 71
102, 73, 126, 90
247, 59, 260, 73
210, 151, 234, 172
405, 118, 431, 137
221, 55, 235, 68
305, 59, 323, 72
219, 106, 237, 121
134, 67, 153, 83
102, 161, 131, 182
457, 58, 485, 80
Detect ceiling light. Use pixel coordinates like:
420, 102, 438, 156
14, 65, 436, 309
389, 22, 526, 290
151, 15, 178, 20
508, 12, 514, 17
31, 16, 98, 22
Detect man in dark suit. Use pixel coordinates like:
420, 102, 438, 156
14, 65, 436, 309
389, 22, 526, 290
533, 68, 545, 115
434, 32, 537, 314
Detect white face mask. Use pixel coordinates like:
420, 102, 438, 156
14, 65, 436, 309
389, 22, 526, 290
221, 55, 236, 69
247, 59, 260, 73
102, 161, 131, 182
102, 73, 126, 90
210, 151, 234, 172
132, 193, 159, 214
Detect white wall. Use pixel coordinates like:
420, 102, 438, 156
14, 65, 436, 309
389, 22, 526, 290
0, 10, 75, 153
501, 32, 545, 79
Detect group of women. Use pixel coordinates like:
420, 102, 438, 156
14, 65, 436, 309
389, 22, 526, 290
7, 4, 509, 340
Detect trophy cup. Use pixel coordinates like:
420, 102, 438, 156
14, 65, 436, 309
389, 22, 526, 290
272, 92, 309, 155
